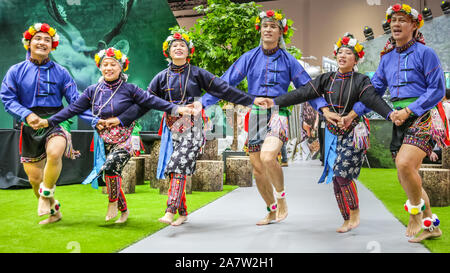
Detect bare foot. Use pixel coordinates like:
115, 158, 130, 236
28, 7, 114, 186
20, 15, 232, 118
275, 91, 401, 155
39, 211, 62, 225
105, 201, 118, 221
276, 198, 288, 222
406, 213, 423, 237
115, 210, 129, 224
171, 216, 187, 226
349, 208, 360, 229
159, 212, 175, 224
256, 211, 276, 225
38, 196, 52, 216
409, 228, 442, 243
336, 220, 352, 233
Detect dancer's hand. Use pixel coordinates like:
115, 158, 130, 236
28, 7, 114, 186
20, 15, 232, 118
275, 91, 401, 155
96, 119, 107, 130
338, 110, 358, 130
254, 97, 274, 109
177, 106, 194, 116
36, 118, 49, 129
26, 113, 42, 130
321, 107, 340, 126
190, 101, 203, 117
105, 117, 120, 128
392, 108, 411, 126
429, 151, 439, 162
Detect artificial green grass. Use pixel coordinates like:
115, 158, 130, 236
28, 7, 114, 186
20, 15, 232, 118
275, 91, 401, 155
0, 182, 237, 253
359, 168, 450, 253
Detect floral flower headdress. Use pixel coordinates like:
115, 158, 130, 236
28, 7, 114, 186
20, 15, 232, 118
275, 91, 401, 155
255, 10, 290, 37
95, 47, 129, 72
386, 3, 424, 28
162, 28, 195, 61
334, 33, 365, 61
22, 23, 60, 51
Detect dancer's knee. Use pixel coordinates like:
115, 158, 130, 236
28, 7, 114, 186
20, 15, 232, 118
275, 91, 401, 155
396, 155, 412, 174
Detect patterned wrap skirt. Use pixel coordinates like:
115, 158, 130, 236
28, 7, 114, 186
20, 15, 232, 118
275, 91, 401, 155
332, 130, 365, 180
98, 124, 135, 176
390, 112, 435, 159
165, 115, 204, 176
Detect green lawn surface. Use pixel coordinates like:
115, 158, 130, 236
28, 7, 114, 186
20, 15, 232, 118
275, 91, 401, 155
0, 182, 237, 253
359, 168, 449, 253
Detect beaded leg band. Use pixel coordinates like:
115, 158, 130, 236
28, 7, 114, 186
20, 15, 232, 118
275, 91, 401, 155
422, 214, 440, 231
404, 199, 425, 215
50, 200, 61, 215
39, 183, 56, 198
267, 202, 277, 212
276, 190, 286, 199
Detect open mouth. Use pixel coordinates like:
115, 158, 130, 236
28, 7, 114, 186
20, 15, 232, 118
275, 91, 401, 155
392, 28, 402, 35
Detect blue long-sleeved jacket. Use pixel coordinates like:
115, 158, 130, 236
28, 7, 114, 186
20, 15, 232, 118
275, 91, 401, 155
353, 41, 445, 116
200, 46, 328, 110
1, 59, 93, 124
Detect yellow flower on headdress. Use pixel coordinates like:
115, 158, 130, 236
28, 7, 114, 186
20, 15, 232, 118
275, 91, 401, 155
182, 33, 190, 42
48, 27, 56, 37
28, 26, 36, 36
354, 43, 363, 53
419, 19, 424, 28
94, 54, 100, 65
114, 50, 123, 60
336, 39, 342, 48
402, 4, 411, 13
163, 41, 169, 51
255, 17, 260, 24
274, 12, 283, 21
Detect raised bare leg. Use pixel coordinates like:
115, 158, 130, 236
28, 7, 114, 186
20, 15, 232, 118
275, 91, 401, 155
396, 144, 428, 237
250, 151, 277, 225
261, 137, 287, 222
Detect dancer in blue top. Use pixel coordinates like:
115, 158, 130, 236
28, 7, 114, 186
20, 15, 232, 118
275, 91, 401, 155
0, 23, 94, 224
346, 4, 445, 242
201, 9, 340, 225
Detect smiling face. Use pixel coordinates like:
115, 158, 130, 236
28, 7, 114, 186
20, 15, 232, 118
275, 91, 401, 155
260, 19, 282, 46
100, 58, 122, 82
390, 12, 417, 45
169, 40, 189, 62
29, 32, 52, 59
336, 47, 357, 73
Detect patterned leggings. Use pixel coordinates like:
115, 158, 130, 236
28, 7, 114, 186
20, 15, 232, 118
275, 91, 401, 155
166, 173, 188, 216
105, 175, 127, 212
103, 146, 131, 212
333, 176, 359, 220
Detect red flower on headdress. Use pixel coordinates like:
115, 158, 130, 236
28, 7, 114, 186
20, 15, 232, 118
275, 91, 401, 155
255, 24, 260, 31
283, 25, 288, 34
266, 10, 275, 17
23, 31, 32, 40
52, 41, 59, 48
40, 23, 50, 33
173, 32, 182, 40
333, 50, 337, 56
358, 51, 365, 59
163, 51, 168, 58
387, 19, 391, 23
125, 59, 130, 68
342, 36, 350, 45
190, 47, 195, 55
106, 48, 115, 57
392, 4, 402, 12
418, 14, 423, 21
